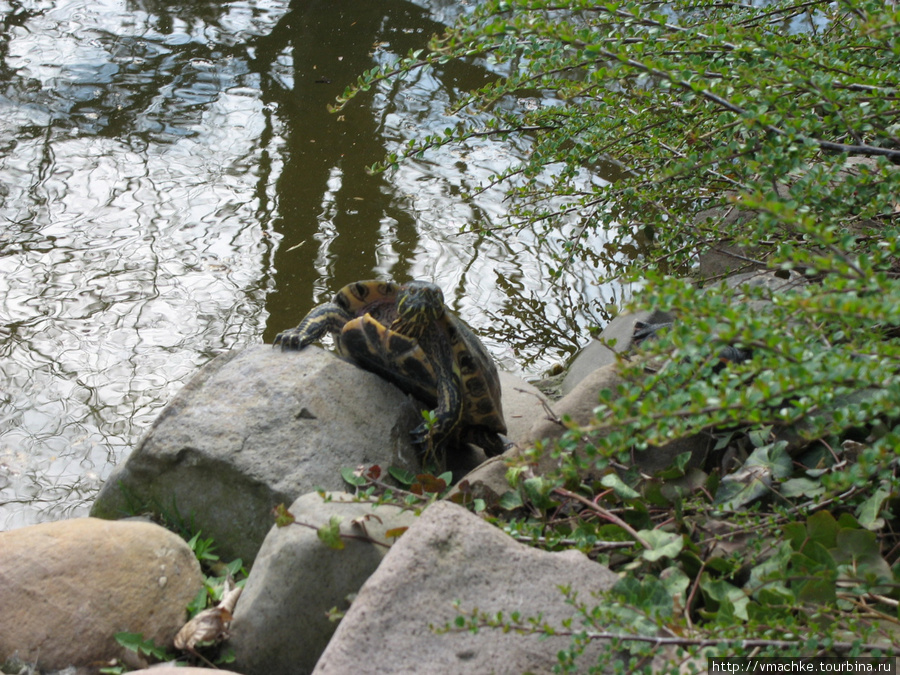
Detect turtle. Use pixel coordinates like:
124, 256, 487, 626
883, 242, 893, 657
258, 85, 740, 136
274, 280, 508, 459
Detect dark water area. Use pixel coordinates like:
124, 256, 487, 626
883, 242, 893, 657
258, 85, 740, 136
0, 0, 629, 528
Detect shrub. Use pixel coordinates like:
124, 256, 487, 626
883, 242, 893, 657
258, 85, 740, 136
337, 0, 900, 669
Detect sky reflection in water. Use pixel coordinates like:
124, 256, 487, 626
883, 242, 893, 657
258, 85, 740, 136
0, 0, 628, 528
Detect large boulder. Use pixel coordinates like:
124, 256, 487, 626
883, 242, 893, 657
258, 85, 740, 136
312, 501, 619, 674
92, 345, 542, 564
91, 345, 424, 563
229, 492, 420, 675
0, 518, 202, 672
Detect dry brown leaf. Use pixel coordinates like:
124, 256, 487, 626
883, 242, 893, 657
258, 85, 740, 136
174, 575, 243, 651
174, 606, 233, 651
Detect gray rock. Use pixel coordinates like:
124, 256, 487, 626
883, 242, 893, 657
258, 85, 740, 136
91, 345, 423, 563
539, 270, 807, 481
312, 501, 619, 675
497, 370, 550, 444
561, 309, 674, 396
229, 492, 419, 675
723, 269, 797, 291
453, 365, 635, 497
447, 452, 510, 502
0, 518, 202, 672
532, 363, 627, 451
447, 374, 559, 500
530, 363, 710, 480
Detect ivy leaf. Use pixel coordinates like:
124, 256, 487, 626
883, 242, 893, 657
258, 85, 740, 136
273, 503, 295, 528
778, 477, 824, 499
522, 477, 558, 511
713, 441, 792, 511
610, 576, 674, 630
698, 575, 750, 621
789, 549, 836, 604
601, 473, 641, 499
831, 528, 893, 587
638, 529, 684, 562
497, 491, 523, 510
855, 488, 889, 531
317, 516, 345, 550
747, 541, 793, 601
804, 510, 839, 549
341, 467, 367, 487
388, 466, 417, 485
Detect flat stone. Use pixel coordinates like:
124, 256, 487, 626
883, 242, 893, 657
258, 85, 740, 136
561, 309, 674, 396
229, 492, 419, 675
0, 518, 202, 672
312, 501, 619, 675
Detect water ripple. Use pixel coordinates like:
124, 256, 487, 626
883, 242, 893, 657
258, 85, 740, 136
0, 0, 282, 525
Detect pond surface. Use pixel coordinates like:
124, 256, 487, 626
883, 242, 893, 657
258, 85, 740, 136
0, 0, 629, 529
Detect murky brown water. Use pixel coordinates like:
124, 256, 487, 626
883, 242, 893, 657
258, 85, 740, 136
0, 0, 629, 529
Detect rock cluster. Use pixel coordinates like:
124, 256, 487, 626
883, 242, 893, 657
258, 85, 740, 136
6, 338, 605, 673
88, 345, 550, 565
3, 273, 800, 673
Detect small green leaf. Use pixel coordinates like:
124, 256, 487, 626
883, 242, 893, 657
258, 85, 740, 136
778, 477, 824, 499
638, 530, 684, 562
600, 473, 641, 499
341, 467, 367, 487
273, 503, 295, 528
497, 490, 524, 510
699, 575, 749, 621
805, 510, 839, 549
789, 550, 836, 604
388, 466, 417, 485
522, 476, 558, 510
317, 516, 345, 550
832, 528, 893, 584
856, 488, 889, 531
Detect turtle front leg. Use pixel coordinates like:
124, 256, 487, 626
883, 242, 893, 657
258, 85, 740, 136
410, 369, 463, 461
274, 302, 354, 350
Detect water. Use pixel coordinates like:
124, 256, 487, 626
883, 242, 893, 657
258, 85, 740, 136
0, 0, 629, 529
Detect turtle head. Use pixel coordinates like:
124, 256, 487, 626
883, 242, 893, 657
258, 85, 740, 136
393, 281, 444, 338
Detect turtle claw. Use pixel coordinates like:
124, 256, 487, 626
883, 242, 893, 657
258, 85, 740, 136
273, 330, 305, 350
410, 423, 432, 458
